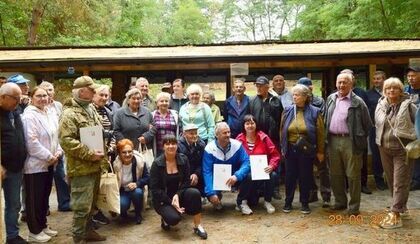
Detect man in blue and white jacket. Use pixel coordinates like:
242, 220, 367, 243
202, 122, 253, 214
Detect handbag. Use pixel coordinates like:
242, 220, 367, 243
96, 162, 120, 214
386, 117, 420, 162
295, 135, 316, 155
139, 144, 154, 171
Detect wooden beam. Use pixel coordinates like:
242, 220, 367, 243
368, 64, 377, 89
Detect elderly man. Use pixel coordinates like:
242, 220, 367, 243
7, 74, 30, 115
223, 79, 250, 139
38, 81, 72, 212
59, 76, 108, 243
136, 77, 155, 111
405, 66, 420, 191
366, 71, 387, 191
249, 76, 283, 199
324, 73, 372, 215
297, 77, 331, 206
202, 122, 251, 214
1, 83, 27, 244
271, 74, 293, 108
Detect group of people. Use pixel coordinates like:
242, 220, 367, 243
0, 65, 419, 243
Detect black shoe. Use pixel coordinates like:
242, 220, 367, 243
361, 186, 372, 194
273, 190, 282, 200
376, 181, 387, 191
135, 215, 142, 225
161, 218, 170, 231
301, 204, 311, 214
308, 191, 318, 203
6, 235, 28, 244
322, 200, 331, 208
347, 209, 360, 216
330, 205, 347, 211
92, 211, 110, 225
58, 207, 72, 212
194, 226, 208, 240
410, 182, 420, 191
282, 203, 292, 213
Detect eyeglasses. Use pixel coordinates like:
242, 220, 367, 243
121, 150, 133, 155
34, 94, 48, 98
5, 94, 20, 102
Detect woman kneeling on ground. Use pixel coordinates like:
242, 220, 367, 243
113, 139, 149, 224
150, 134, 207, 239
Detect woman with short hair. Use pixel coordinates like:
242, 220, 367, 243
179, 84, 215, 143
113, 139, 149, 224
280, 84, 325, 214
150, 135, 207, 239
375, 77, 417, 229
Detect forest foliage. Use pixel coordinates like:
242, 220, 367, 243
0, 0, 418, 47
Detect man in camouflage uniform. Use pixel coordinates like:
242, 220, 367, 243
59, 76, 108, 243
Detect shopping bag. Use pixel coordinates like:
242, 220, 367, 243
139, 144, 154, 171
96, 162, 120, 214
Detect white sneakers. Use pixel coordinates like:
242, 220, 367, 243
235, 200, 253, 215
264, 201, 276, 214
28, 231, 51, 243
43, 227, 58, 237
28, 227, 58, 243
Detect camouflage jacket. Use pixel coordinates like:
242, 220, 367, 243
59, 98, 108, 177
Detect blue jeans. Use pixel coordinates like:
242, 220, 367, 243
2, 170, 23, 240
54, 156, 71, 210
120, 188, 144, 217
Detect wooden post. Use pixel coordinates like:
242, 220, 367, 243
368, 64, 377, 89
110, 72, 128, 105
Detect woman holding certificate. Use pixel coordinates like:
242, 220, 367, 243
149, 134, 208, 240
236, 114, 280, 214
280, 84, 325, 214
22, 87, 62, 242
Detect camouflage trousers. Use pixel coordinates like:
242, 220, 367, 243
70, 172, 101, 239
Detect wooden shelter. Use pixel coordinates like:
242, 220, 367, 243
1, 39, 419, 102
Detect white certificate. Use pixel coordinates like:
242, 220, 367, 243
250, 155, 270, 180
80, 125, 104, 154
213, 164, 232, 191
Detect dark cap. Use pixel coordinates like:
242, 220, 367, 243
255, 76, 269, 85
406, 66, 420, 73
297, 77, 312, 86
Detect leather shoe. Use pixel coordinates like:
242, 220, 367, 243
85, 230, 106, 242
135, 216, 142, 225
361, 186, 372, 194
330, 205, 346, 211
273, 190, 282, 200
376, 181, 387, 191
308, 191, 318, 203
194, 226, 208, 240
347, 210, 360, 216
161, 218, 170, 231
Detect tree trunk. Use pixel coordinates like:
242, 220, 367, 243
27, 0, 47, 46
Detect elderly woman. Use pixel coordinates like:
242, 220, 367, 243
202, 91, 223, 123
113, 139, 149, 225
280, 84, 325, 214
375, 77, 417, 229
22, 87, 62, 242
169, 78, 189, 112
152, 92, 179, 155
114, 88, 156, 151
179, 84, 215, 143
150, 135, 207, 239
236, 114, 280, 214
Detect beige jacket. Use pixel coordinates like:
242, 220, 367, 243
112, 150, 146, 188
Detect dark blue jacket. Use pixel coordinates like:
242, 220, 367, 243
366, 88, 382, 123
177, 136, 206, 178
223, 95, 250, 138
280, 104, 320, 156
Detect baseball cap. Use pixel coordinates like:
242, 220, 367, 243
183, 123, 198, 131
297, 77, 312, 86
73, 76, 100, 89
255, 76, 269, 85
7, 74, 29, 84
406, 66, 420, 73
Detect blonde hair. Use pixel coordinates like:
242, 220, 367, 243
383, 77, 404, 95
156, 92, 171, 102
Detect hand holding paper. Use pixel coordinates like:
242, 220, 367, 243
213, 164, 232, 191
250, 155, 270, 180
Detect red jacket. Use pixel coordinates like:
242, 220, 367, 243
236, 131, 281, 170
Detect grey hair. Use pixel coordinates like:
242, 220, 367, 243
337, 73, 353, 84
122, 88, 141, 107
0, 82, 20, 96
186, 84, 203, 96
291, 84, 312, 104
203, 91, 216, 103
135, 77, 149, 86
156, 92, 171, 102
215, 122, 230, 135
39, 81, 53, 89
95, 84, 110, 94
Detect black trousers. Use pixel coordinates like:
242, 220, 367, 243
25, 169, 54, 234
156, 188, 201, 226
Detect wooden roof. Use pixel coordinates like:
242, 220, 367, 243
1, 40, 420, 64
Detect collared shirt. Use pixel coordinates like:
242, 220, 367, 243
329, 92, 351, 134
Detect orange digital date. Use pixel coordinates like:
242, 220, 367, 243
328, 214, 385, 226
